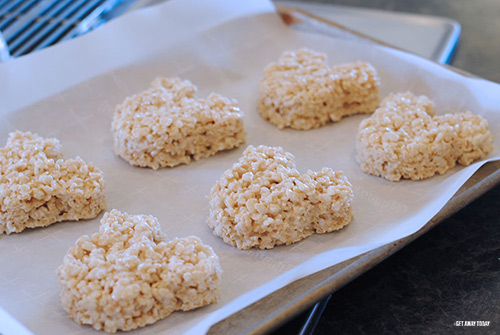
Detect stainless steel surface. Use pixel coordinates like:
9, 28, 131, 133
0, 0, 135, 58
275, 0, 460, 63
0, 30, 9, 61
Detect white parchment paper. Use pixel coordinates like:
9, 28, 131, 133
1, 0, 500, 334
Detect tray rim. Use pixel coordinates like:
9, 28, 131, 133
274, 0, 462, 64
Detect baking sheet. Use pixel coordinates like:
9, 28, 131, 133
1, 0, 500, 334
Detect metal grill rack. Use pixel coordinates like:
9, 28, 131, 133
0, 0, 135, 59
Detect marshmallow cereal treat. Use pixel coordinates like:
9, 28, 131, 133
357, 92, 493, 181
112, 77, 246, 169
208, 145, 353, 250
258, 48, 380, 130
57, 209, 221, 333
0, 131, 105, 234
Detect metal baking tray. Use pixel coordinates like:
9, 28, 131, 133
206, 5, 499, 335
0, 3, 489, 335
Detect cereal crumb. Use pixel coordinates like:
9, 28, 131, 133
258, 48, 380, 130
357, 92, 494, 181
57, 209, 221, 333
112, 77, 246, 169
208, 145, 353, 249
0, 131, 105, 234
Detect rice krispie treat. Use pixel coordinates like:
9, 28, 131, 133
357, 92, 493, 181
207, 145, 353, 250
57, 209, 221, 333
258, 48, 380, 130
112, 77, 246, 169
0, 131, 105, 234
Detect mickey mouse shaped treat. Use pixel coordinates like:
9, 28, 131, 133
0, 131, 105, 234
112, 77, 246, 169
258, 48, 380, 130
57, 209, 221, 333
208, 145, 353, 249
357, 92, 493, 181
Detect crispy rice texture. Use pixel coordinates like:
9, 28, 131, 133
207, 145, 354, 250
258, 48, 380, 130
357, 92, 494, 181
0, 131, 105, 234
112, 77, 246, 169
57, 209, 221, 333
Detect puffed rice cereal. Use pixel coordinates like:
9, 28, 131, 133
112, 77, 246, 169
207, 145, 353, 250
0, 131, 105, 234
357, 92, 493, 181
258, 48, 380, 130
57, 209, 221, 333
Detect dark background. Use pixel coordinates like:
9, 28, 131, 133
270, 0, 500, 334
